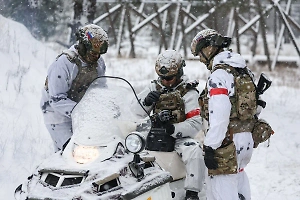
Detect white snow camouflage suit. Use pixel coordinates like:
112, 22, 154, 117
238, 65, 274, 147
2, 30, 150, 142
204, 50, 254, 200
40, 45, 106, 152
131, 75, 206, 194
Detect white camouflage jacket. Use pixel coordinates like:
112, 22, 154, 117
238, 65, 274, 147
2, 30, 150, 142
204, 50, 254, 149
131, 75, 202, 139
40, 45, 106, 124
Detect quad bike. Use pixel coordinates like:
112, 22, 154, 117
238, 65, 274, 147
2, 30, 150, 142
14, 76, 173, 200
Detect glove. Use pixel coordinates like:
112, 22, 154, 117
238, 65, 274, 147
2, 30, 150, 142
157, 110, 173, 122
203, 146, 218, 170
186, 80, 199, 89
143, 91, 160, 106
162, 122, 175, 135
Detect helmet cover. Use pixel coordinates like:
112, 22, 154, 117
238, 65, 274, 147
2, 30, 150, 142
155, 50, 185, 77
191, 29, 220, 56
76, 24, 109, 63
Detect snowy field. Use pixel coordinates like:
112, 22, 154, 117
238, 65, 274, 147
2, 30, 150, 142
1, 14, 300, 199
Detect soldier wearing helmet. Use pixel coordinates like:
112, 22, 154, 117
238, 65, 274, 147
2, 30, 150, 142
40, 24, 109, 152
76, 24, 109, 64
132, 50, 205, 200
191, 29, 258, 200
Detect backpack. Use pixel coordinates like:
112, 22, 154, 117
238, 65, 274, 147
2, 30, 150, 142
199, 64, 274, 147
206, 64, 257, 121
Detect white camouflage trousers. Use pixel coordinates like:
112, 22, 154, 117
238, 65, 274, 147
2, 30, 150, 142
234, 132, 254, 200
175, 137, 206, 193
205, 132, 254, 200
45, 121, 73, 152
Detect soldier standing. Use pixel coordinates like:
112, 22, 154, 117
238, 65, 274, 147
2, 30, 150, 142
40, 24, 109, 152
191, 29, 257, 200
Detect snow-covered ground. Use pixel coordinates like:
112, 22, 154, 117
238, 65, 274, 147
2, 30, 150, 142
1, 14, 300, 199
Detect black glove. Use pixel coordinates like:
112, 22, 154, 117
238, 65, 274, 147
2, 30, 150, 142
157, 110, 173, 122
162, 122, 175, 135
204, 146, 218, 170
143, 91, 160, 106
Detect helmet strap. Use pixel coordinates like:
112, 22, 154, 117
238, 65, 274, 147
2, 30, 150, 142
199, 50, 210, 67
176, 67, 184, 80
201, 46, 222, 69
76, 42, 87, 58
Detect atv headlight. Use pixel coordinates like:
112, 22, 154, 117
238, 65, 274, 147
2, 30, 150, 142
125, 132, 146, 154
72, 144, 100, 164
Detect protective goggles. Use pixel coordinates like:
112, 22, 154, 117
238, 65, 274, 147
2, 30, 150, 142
193, 35, 231, 56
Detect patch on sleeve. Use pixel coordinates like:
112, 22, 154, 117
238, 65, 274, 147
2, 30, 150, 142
209, 88, 228, 96
186, 108, 200, 119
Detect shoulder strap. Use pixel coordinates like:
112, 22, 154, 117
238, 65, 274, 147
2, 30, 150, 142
153, 80, 165, 93
213, 64, 239, 76
154, 79, 197, 97
56, 49, 82, 68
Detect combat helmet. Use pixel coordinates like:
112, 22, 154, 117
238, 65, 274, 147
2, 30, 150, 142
191, 29, 231, 69
155, 50, 185, 80
75, 24, 109, 64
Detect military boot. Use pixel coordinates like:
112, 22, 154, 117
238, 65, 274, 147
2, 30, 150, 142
185, 190, 199, 200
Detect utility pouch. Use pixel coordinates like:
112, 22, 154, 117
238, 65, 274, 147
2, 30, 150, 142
252, 119, 274, 148
155, 91, 185, 123
208, 142, 238, 176
146, 128, 175, 152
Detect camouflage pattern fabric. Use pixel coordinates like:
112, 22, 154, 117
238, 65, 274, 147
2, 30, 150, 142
252, 119, 274, 148
208, 142, 238, 176
154, 81, 192, 124
214, 64, 257, 121
198, 86, 209, 121
155, 50, 183, 77
200, 64, 258, 136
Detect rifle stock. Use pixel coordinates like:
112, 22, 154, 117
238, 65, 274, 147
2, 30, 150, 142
257, 73, 272, 95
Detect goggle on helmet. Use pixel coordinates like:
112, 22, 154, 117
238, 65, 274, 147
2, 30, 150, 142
191, 29, 232, 56
155, 50, 185, 78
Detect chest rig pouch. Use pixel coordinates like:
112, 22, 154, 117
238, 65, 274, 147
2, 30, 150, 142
146, 81, 192, 152
67, 64, 98, 103
62, 50, 98, 103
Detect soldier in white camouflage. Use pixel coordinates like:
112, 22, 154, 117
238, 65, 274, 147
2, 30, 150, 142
131, 50, 205, 200
191, 29, 258, 200
40, 24, 109, 152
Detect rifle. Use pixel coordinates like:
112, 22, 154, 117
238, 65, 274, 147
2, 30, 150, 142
256, 73, 272, 108
257, 73, 272, 95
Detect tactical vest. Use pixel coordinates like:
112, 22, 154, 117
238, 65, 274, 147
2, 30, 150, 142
145, 80, 197, 152
199, 64, 257, 145
153, 80, 194, 124
49, 50, 98, 103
